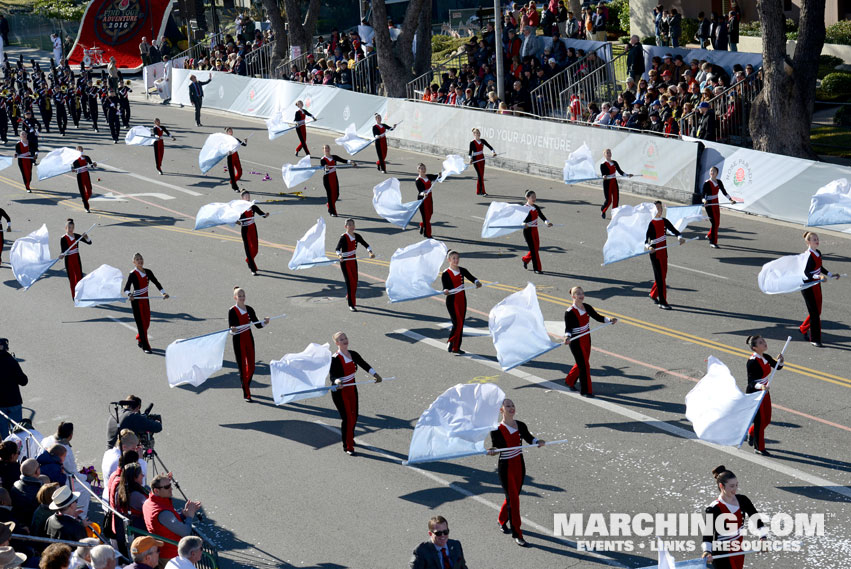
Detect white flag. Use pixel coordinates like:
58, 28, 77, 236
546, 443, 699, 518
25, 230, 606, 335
602, 202, 657, 265
282, 155, 317, 188
124, 125, 158, 146
685, 356, 764, 446
334, 123, 373, 155
10, 224, 57, 290
265, 109, 295, 140
481, 202, 531, 238
288, 217, 334, 270
437, 154, 468, 183
489, 283, 560, 371
405, 383, 506, 465
194, 199, 254, 230
372, 178, 422, 229
165, 331, 230, 387
0, 156, 13, 171
563, 143, 598, 184
808, 178, 851, 227
270, 343, 333, 405
74, 264, 124, 307
636, 538, 705, 569
199, 133, 240, 174
37, 147, 81, 181
386, 239, 448, 302
666, 205, 708, 233
757, 252, 809, 294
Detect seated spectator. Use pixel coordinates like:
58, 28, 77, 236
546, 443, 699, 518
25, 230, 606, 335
30, 482, 59, 538
10, 459, 41, 527
421, 85, 433, 101
0, 443, 20, 493
164, 536, 203, 569
90, 545, 116, 569
142, 475, 201, 564
0, 521, 12, 547
462, 88, 477, 107
45, 487, 86, 542
36, 446, 66, 486
593, 102, 612, 126
101, 430, 146, 498
126, 537, 161, 569
508, 80, 531, 113
40, 543, 71, 569
486, 91, 501, 110
0, 490, 18, 529
41, 423, 77, 479
608, 105, 621, 126
0, 545, 25, 569
69, 538, 99, 569
624, 110, 640, 129
498, 101, 510, 115
663, 112, 680, 137
551, 31, 567, 64
648, 111, 664, 133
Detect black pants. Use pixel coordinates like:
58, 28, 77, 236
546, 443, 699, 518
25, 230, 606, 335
56, 108, 67, 135
108, 112, 120, 141
193, 99, 202, 125
119, 99, 130, 126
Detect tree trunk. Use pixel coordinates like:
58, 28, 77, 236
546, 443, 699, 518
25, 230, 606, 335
259, 0, 288, 60
413, 0, 433, 77
372, 0, 430, 98
749, 0, 824, 159
568, 0, 581, 19
281, 0, 322, 56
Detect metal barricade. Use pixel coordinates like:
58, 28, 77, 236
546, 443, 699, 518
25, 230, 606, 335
530, 43, 613, 119
352, 54, 380, 94
405, 52, 467, 100
126, 525, 220, 569
679, 73, 764, 145
244, 40, 277, 78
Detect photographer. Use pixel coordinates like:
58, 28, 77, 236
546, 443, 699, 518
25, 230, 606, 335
105, 396, 162, 450
0, 338, 28, 439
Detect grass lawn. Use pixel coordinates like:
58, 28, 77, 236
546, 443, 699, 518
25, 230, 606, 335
811, 125, 851, 158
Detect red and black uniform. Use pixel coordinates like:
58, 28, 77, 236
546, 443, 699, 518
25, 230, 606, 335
335, 232, 371, 309
73, 155, 94, 212
238, 205, 267, 274
329, 350, 375, 453
645, 216, 681, 306
294, 108, 314, 155
490, 421, 538, 540
701, 177, 731, 245
521, 204, 548, 272
14, 140, 33, 191
441, 266, 478, 352
152, 124, 171, 173
600, 159, 625, 215
320, 154, 352, 216
228, 304, 265, 400
416, 173, 439, 238
702, 495, 764, 569
60, 232, 91, 299
746, 352, 781, 452
468, 138, 494, 196
227, 137, 247, 191
564, 303, 608, 395
0, 209, 10, 264
372, 122, 393, 173
800, 248, 831, 344
123, 268, 165, 352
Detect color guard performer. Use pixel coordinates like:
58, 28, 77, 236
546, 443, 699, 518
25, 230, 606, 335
59, 218, 91, 300
442, 250, 481, 354
152, 118, 174, 175
800, 231, 840, 348
645, 201, 684, 310
487, 399, 545, 547
123, 253, 169, 354
72, 146, 96, 212
14, 131, 34, 192
293, 100, 315, 157
329, 331, 382, 455
745, 335, 783, 456
335, 219, 374, 312
563, 286, 616, 397
228, 286, 270, 402
469, 128, 496, 196
600, 148, 631, 219
416, 163, 439, 238
701, 166, 732, 248
521, 190, 553, 274
372, 113, 396, 173
0, 208, 10, 265
702, 466, 766, 569
225, 127, 247, 192
320, 144, 356, 217
236, 191, 268, 276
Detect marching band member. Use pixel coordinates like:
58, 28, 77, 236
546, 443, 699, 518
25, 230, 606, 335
123, 253, 169, 354
800, 231, 840, 348
228, 286, 270, 402
52, 86, 67, 136
0, 208, 10, 265
118, 80, 132, 127
335, 219, 374, 312
105, 88, 121, 143
600, 148, 631, 219
152, 118, 174, 175
521, 190, 553, 274
702, 466, 766, 569
372, 113, 396, 173
59, 218, 90, 300
469, 128, 496, 197
236, 191, 268, 276
329, 331, 382, 455
745, 335, 783, 456
13, 131, 34, 192
72, 146, 96, 213
701, 166, 732, 248
487, 399, 545, 547
442, 250, 481, 354
21, 108, 40, 156
293, 100, 314, 157
320, 144, 356, 217
645, 201, 684, 310
415, 163, 439, 238
85, 79, 99, 132
563, 286, 616, 397
225, 127, 247, 192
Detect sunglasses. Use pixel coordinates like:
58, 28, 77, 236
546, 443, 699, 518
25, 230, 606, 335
432, 530, 450, 536
155, 484, 172, 490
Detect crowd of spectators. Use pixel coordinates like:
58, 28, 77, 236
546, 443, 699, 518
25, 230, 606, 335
278, 26, 377, 90
184, 12, 276, 75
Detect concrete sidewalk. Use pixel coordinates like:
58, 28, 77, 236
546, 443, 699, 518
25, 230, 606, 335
2, 44, 55, 69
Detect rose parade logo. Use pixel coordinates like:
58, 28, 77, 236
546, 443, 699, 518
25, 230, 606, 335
726, 158, 753, 187
94, 0, 149, 46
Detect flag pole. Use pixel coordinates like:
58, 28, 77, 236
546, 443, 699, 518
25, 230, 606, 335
503, 342, 563, 371
737, 336, 791, 448
403, 438, 570, 466
565, 321, 612, 343
765, 336, 791, 387
173, 313, 287, 343
283, 377, 398, 398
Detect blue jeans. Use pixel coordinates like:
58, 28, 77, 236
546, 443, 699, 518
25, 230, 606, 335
729, 42, 738, 52
0, 405, 22, 439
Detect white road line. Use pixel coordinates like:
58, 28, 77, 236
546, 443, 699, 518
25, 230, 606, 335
669, 263, 729, 280
98, 163, 203, 196
471, 215, 486, 221
241, 158, 284, 171
108, 316, 148, 337
313, 420, 624, 567
395, 328, 851, 501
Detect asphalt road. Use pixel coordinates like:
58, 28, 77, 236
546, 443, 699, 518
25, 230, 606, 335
1, 94, 849, 569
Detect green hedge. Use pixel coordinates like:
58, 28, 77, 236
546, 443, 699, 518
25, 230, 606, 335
834, 105, 851, 127
739, 19, 797, 40
821, 72, 851, 99
33, 0, 84, 20
826, 20, 851, 46
818, 55, 843, 80
606, 0, 629, 35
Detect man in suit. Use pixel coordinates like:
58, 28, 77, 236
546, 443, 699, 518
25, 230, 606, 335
409, 516, 468, 569
188, 74, 212, 127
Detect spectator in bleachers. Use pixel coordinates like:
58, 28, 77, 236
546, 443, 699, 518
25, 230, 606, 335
550, 31, 567, 64
40, 543, 71, 569
0, 443, 19, 494
696, 101, 717, 140
126, 536, 161, 569
626, 35, 644, 84
30, 482, 59, 537
0, 340, 28, 441
69, 537, 99, 569
101, 430, 146, 495
593, 102, 611, 126
41, 423, 77, 479
142, 474, 201, 564
164, 536, 203, 569
10, 460, 40, 529
45, 487, 86, 542
90, 545, 116, 569
486, 91, 501, 110
519, 27, 539, 59
35, 447, 66, 487
335, 61, 353, 90
116, 461, 147, 530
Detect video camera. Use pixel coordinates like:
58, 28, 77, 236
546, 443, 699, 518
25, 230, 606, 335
138, 402, 162, 453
